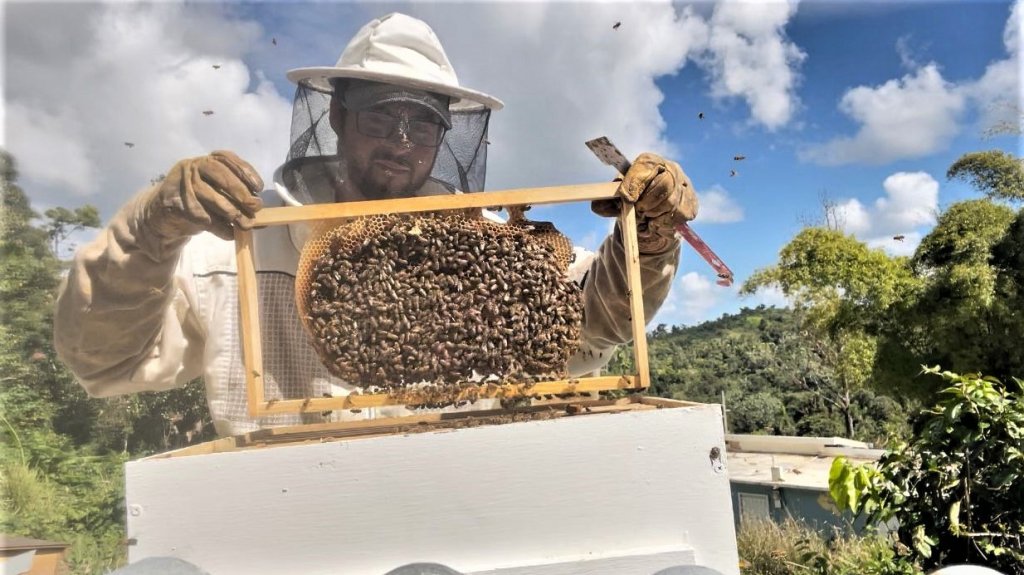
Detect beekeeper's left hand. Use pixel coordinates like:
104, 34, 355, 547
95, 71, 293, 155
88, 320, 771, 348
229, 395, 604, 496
591, 153, 698, 254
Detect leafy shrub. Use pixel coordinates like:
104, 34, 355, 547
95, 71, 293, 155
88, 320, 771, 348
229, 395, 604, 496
830, 367, 1024, 573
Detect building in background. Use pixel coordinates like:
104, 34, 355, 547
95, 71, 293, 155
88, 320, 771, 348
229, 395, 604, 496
0, 535, 69, 575
725, 434, 884, 533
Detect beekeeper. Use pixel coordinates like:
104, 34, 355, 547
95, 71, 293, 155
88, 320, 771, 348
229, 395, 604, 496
54, 12, 699, 437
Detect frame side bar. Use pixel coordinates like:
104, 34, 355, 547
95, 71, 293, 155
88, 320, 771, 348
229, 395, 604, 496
618, 203, 651, 390
234, 228, 266, 417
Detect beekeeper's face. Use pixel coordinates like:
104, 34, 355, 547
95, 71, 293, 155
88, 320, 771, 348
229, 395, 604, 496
333, 101, 444, 200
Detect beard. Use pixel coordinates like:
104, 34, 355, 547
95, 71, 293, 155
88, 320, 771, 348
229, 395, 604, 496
349, 151, 430, 200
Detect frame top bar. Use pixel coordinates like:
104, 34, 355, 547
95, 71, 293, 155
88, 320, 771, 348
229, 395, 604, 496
251, 181, 620, 226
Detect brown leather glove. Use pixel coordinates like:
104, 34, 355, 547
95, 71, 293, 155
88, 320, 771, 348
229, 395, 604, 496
143, 150, 264, 242
591, 152, 698, 254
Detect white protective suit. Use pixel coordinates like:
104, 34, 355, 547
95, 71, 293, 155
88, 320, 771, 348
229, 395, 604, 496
54, 158, 681, 437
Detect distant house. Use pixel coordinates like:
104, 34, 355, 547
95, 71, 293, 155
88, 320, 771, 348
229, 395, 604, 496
724, 434, 884, 533
0, 535, 69, 575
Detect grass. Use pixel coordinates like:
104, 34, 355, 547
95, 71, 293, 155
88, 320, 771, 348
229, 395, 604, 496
736, 517, 920, 575
2, 459, 127, 575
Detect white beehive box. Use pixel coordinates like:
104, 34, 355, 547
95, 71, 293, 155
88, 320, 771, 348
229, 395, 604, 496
125, 397, 739, 575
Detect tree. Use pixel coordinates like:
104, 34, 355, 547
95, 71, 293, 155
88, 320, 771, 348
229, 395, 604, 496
913, 199, 1015, 272
988, 210, 1024, 376
830, 367, 1024, 574
730, 391, 791, 434
44, 205, 100, 258
742, 228, 919, 437
869, 140, 1024, 399
947, 150, 1024, 202
1, 156, 61, 353
1, 150, 128, 572
874, 198, 1023, 400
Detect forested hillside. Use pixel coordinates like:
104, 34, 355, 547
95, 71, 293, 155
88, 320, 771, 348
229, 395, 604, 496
614, 307, 911, 445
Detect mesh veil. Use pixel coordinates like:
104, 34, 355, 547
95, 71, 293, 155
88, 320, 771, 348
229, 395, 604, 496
284, 84, 491, 199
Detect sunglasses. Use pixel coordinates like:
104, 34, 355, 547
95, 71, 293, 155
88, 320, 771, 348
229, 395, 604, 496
355, 110, 447, 148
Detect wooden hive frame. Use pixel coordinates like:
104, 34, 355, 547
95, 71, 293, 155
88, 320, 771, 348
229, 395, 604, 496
234, 181, 650, 417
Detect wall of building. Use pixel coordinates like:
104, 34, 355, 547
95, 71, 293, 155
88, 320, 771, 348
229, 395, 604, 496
730, 483, 865, 534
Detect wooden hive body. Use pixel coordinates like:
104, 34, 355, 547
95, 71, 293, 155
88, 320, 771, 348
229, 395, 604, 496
126, 397, 740, 574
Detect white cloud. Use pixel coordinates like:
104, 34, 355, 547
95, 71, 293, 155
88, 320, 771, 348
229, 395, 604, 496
745, 285, 791, 309
2, 2, 807, 226
697, 185, 744, 223
407, 3, 710, 190
802, 1, 1021, 166
963, 1, 1021, 133
874, 171, 939, 230
834, 198, 871, 236
1006, 0, 1021, 56
866, 232, 923, 258
655, 278, 792, 328
800, 64, 966, 165
969, 59, 1021, 133
653, 272, 724, 326
895, 35, 921, 70
6, 102, 98, 195
4, 3, 292, 218
833, 171, 938, 256
409, 1, 804, 192
699, 0, 805, 130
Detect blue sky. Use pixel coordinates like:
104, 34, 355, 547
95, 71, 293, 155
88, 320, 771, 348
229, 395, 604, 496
3, 1, 1020, 328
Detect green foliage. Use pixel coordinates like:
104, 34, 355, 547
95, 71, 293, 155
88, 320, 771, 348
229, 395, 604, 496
1, 460, 67, 535
44, 205, 101, 257
913, 200, 1016, 271
0, 149, 215, 573
878, 200, 1022, 399
746, 167, 1024, 410
829, 367, 1024, 573
870, 151, 1024, 396
91, 381, 215, 455
742, 228, 917, 316
1, 458, 127, 574
609, 306, 911, 444
730, 392, 791, 435
742, 228, 919, 437
736, 518, 918, 575
947, 150, 1024, 202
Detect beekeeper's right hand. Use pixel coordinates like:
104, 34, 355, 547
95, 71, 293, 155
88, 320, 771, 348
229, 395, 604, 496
143, 150, 264, 242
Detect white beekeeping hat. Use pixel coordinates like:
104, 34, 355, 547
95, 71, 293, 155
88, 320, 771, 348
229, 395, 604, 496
287, 12, 503, 111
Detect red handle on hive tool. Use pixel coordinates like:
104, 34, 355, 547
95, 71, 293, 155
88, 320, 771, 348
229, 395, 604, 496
585, 137, 735, 287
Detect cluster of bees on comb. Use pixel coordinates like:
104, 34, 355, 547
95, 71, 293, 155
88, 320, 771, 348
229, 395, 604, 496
297, 211, 584, 404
